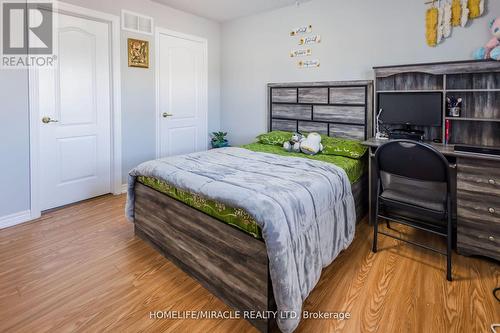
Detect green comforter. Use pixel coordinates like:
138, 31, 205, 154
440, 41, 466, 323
241, 143, 366, 183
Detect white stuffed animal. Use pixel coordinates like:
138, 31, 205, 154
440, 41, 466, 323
443, 2, 452, 38
283, 132, 304, 153
460, 0, 469, 27
436, 4, 444, 44
300, 132, 323, 155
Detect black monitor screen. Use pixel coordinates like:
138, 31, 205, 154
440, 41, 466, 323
378, 92, 442, 127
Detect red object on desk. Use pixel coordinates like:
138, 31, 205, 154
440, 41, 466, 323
445, 119, 451, 144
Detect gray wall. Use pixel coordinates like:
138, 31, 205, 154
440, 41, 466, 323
0, 70, 30, 216
0, 0, 221, 217
120, 31, 158, 186
221, 0, 500, 145
65, 0, 222, 184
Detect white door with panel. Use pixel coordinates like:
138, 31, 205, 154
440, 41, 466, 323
38, 13, 111, 210
157, 32, 208, 158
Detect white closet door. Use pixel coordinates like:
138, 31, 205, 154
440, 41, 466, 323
38, 13, 111, 210
157, 31, 208, 158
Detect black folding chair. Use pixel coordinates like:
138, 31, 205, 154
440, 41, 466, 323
372, 140, 453, 281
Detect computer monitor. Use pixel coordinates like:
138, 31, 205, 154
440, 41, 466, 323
378, 92, 442, 127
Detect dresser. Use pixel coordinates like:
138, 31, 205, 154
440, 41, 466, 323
456, 157, 500, 260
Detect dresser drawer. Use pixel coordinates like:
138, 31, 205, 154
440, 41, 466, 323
457, 191, 500, 223
457, 158, 500, 196
457, 220, 500, 261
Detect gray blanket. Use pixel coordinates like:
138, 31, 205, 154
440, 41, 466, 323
126, 147, 356, 333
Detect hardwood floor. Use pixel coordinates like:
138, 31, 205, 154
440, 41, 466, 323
0, 195, 498, 333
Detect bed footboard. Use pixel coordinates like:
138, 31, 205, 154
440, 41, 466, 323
134, 182, 276, 332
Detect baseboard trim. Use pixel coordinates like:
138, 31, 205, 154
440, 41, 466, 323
122, 183, 128, 194
0, 210, 33, 229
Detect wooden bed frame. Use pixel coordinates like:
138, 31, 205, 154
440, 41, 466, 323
134, 81, 373, 332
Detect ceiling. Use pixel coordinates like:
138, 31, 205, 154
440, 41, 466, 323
152, 0, 310, 22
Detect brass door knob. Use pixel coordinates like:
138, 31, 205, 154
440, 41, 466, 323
42, 116, 58, 124
162, 112, 174, 118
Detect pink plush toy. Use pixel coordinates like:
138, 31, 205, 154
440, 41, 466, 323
473, 18, 500, 61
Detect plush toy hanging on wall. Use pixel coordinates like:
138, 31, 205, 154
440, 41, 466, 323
437, 3, 445, 43
451, 0, 462, 26
426, 5, 439, 46
461, 0, 470, 27
443, 1, 452, 37
468, 0, 484, 19
473, 18, 500, 60
427, 0, 485, 47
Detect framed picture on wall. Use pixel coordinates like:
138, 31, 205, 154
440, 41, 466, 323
128, 38, 149, 68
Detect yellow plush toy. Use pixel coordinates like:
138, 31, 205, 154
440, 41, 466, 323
468, 0, 484, 19
451, 0, 462, 26
426, 7, 439, 47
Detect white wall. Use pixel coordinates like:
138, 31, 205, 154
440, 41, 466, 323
221, 0, 500, 145
65, 0, 222, 184
0, 70, 30, 217
0, 0, 221, 218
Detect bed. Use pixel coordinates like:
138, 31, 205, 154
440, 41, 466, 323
126, 81, 373, 333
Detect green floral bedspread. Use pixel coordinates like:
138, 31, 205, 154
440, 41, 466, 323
137, 145, 366, 239
241, 143, 366, 183
137, 175, 262, 238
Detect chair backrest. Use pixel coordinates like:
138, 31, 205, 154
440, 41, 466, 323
375, 140, 451, 192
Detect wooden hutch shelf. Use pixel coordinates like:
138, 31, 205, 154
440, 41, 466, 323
373, 60, 500, 146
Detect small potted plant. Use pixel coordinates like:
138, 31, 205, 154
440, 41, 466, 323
210, 131, 229, 149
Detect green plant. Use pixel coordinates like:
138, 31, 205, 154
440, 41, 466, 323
210, 131, 229, 148
211, 131, 228, 143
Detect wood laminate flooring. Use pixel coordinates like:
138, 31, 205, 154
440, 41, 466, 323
0, 195, 498, 333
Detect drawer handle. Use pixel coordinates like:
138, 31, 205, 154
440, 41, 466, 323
489, 179, 496, 185
489, 236, 495, 242
489, 208, 496, 214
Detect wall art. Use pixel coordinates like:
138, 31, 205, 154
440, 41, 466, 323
290, 48, 312, 57
128, 38, 149, 68
298, 59, 320, 68
290, 25, 313, 36
299, 35, 321, 45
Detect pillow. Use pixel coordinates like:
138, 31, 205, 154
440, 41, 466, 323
256, 131, 293, 146
321, 135, 367, 159
257, 131, 367, 159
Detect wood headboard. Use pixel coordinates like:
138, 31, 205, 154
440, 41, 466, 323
268, 81, 373, 140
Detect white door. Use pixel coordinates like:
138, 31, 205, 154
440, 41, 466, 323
38, 13, 111, 210
157, 31, 208, 158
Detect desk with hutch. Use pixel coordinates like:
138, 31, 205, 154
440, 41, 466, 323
364, 60, 500, 261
